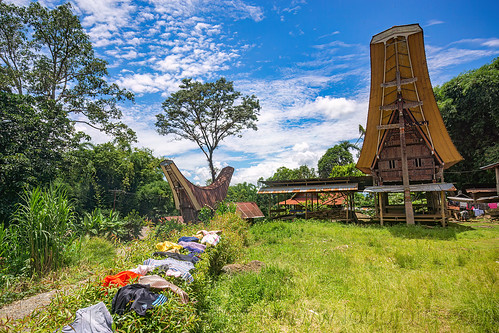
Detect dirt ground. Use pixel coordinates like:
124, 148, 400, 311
0, 290, 57, 322
222, 260, 266, 275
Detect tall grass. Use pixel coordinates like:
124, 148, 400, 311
11, 186, 76, 276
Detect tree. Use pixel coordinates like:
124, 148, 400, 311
227, 182, 259, 202
156, 78, 260, 182
435, 57, 499, 186
0, 2, 135, 140
0, 92, 75, 221
266, 165, 317, 181
329, 163, 364, 177
317, 141, 358, 178
57, 142, 170, 217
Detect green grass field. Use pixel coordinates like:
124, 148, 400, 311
202, 220, 499, 332
1, 218, 497, 332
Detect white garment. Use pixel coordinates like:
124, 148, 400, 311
201, 233, 221, 246
130, 264, 155, 275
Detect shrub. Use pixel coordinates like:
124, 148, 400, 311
154, 217, 185, 239
80, 208, 145, 242
11, 186, 76, 276
205, 212, 249, 277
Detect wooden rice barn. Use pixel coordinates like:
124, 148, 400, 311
160, 159, 233, 223
356, 24, 463, 226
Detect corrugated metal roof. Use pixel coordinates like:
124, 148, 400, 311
465, 188, 497, 194
480, 161, 499, 170
235, 202, 264, 219
258, 183, 358, 194
364, 183, 456, 193
447, 197, 474, 202
476, 196, 499, 203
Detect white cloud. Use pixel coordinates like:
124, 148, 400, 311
482, 38, 499, 47
426, 46, 499, 72
425, 19, 444, 27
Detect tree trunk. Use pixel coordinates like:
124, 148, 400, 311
208, 150, 216, 183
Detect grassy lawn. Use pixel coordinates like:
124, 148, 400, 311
203, 220, 499, 332
1, 218, 497, 332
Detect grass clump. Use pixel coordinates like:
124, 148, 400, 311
9, 186, 76, 276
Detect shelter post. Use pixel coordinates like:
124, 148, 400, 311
378, 193, 384, 226
440, 190, 446, 227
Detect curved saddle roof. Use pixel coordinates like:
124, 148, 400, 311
356, 24, 462, 174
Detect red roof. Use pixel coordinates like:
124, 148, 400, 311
235, 202, 264, 219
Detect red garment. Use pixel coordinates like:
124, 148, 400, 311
102, 271, 142, 288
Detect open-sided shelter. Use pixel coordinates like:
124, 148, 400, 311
356, 24, 463, 226
258, 176, 372, 221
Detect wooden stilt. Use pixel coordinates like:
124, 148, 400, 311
379, 193, 384, 226
305, 192, 308, 220
440, 190, 446, 227
495, 166, 499, 196
268, 194, 271, 218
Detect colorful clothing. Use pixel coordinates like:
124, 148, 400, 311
102, 271, 141, 288
156, 241, 183, 252
178, 236, 200, 243
201, 233, 221, 246
179, 241, 206, 254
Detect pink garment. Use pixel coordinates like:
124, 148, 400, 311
130, 265, 155, 275
488, 203, 498, 209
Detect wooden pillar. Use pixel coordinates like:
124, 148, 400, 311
305, 192, 308, 220
345, 192, 350, 221
397, 93, 415, 225
268, 194, 271, 218
440, 191, 446, 227
378, 193, 384, 226
495, 166, 499, 196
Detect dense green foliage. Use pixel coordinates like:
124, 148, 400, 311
318, 141, 358, 178
264, 165, 317, 181
57, 141, 176, 219
435, 57, 499, 186
0, 2, 134, 140
0, 92, 75, 221
226, 182, 259, 203
329, 162, 364, 177
0, 2, 136, 222
156, 78, 260, 182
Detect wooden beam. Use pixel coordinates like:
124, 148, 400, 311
380, 76, 417, 88
440, 191, 446, 227
377, 123, 401, 130
380, 100, 423, 111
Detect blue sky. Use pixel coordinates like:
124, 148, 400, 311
9, 0, 499, 184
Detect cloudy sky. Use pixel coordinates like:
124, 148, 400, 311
9, 0, 499, 185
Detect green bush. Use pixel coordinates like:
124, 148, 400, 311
154, 216, 185, 239
80, 208, 145, 242
11, 186, 76, 276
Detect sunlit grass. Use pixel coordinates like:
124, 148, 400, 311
203, 219, 499, 332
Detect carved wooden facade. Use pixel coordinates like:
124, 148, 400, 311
160, 159, 233, 222
356, 24, 463, 225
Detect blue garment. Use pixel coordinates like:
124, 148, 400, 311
178, 236, 199, 243
143, 258, 195, 283
152, 294, 168, 307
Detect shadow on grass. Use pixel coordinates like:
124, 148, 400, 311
384, 222, 474, 240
